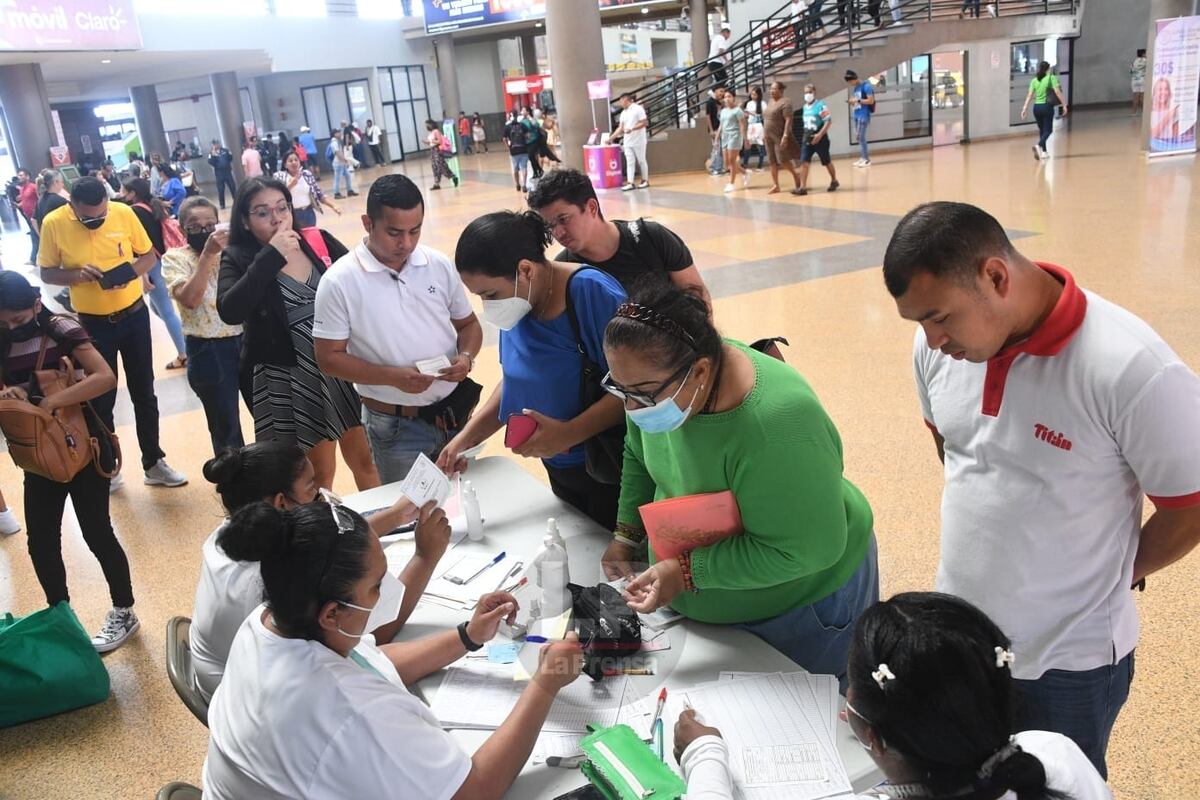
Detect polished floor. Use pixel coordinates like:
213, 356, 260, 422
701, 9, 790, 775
0, 109, 1196, 799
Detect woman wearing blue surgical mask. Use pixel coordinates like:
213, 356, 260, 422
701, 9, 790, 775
204, 498, 584, 800
191, 441, 442, 703
437, 210, 628, 531
601, 281, 878, 689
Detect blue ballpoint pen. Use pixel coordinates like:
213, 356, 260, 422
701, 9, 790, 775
454, 551, 506, 585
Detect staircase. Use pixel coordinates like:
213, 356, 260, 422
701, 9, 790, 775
628, 0, 1083, 136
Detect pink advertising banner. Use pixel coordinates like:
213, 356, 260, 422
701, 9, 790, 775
0, 0, 143, 52
1149, 16, 1200, 156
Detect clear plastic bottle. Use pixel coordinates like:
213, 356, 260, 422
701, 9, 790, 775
463, 481, 483, 542
533, 517, 570, 617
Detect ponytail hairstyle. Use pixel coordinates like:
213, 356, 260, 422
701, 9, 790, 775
604, 276, 722, 376
202, 442, 309, 515
1036, 60, 1051, 80
122, 177, 168, 221
217, 501, 372, 640
848, 592, 1066, 800
454, 209, 552, 278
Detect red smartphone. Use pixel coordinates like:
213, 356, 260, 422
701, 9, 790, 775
504, 413, 538, 449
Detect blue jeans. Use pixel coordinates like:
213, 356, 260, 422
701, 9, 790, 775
186, 335, 245, 456
709, 135, 724, 174
333, 163, 354, 195
1013, 651, 1134, 779
736, 535, 879, 693
146, 260, 187, 357
293, 205, 318, 228
855, 117, 871, 161
361, 407, 450, 485
1033, 102, 1055, 152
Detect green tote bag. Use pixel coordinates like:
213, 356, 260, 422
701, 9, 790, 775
0, 601, 110, 727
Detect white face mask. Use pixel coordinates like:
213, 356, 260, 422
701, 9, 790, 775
336, 571, 405, 640
804, 92, 816, 104
481, 266, 533, 331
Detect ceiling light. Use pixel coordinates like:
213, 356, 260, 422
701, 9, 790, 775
534, 21, 542, 27
641, 6, 649, 12
101, 58, 111, 64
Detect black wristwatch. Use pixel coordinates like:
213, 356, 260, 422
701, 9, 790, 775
457, 621, 483, 652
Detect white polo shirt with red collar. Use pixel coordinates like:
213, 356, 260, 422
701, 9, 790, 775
915, 263, 1200, 681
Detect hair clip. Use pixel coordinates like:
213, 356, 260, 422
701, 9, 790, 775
615, 302, 697, 348
871, 663, 896, 689
994, 647, 1016, 669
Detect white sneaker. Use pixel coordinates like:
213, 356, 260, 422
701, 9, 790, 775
109, 472, 124, 493
723, 183, 735, 193
742, 172, 751, 187
144, 459, 188, 487
0, 508, 20, 536
636, 180, 649, 189
1032, 145, 1042, 161
620, 182, 635, 192
91, 607, 140, 653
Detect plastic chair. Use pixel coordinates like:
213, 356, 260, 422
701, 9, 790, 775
155, 782, 201, 800
165, 616, 209, 727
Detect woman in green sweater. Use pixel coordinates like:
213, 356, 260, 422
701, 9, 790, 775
602, 282, 877, 686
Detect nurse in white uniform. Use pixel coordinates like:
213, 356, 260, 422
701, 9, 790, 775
675, 592, 1112, 800
190, 441, 441, 702
203, 498, 584, 800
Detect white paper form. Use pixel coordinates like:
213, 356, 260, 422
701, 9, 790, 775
742, 743, 826, 785
399, 452, 452, 507
416, 355, 453, 376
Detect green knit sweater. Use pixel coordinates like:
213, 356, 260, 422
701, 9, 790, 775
617, 340, 874, 624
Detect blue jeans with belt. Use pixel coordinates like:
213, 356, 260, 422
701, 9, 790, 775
361, 406, 449, 485
186, 335, 245, 456
735, 535, 879, 693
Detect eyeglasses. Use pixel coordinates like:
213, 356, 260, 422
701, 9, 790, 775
601, 361, 693, 408
248, 201, 291, 221
76, 212, 107, 225
547, 212, 576, 231
315, 488, 356, 595
183, 223, 217, 235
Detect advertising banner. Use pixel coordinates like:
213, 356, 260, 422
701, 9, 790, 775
0, 0, 142, 51
1149, 16, 1200, 157
424, 0, 657, 35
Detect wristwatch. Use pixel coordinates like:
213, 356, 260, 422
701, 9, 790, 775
459, 351, 476, 372
457, 620, 483, 652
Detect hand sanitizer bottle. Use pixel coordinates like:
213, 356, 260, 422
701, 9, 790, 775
463, 481, 483, 542
533, 518, 570, 617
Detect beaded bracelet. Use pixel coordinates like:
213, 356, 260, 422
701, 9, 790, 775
678, 551, 699, 593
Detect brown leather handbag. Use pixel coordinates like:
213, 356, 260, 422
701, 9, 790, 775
0, 335, 121, 483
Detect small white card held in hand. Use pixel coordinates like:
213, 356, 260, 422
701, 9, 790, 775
400, 452, 451, 508
416, 355, 453, 376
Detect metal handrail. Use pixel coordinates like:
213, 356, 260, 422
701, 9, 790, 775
624, 0, 1078, 136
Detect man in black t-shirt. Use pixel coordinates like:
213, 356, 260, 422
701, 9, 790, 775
527, 168, 712, 310
704, 86, 727, 175
503, 114, 530, 193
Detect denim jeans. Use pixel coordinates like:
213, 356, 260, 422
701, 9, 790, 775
1012, 651, 1134, 779
146, 260, 187, 356
361, 407, 450, 485
333, 163, 354, 195
80, 302, 165, 471
736, 535, 879, 693
186, 335, 245, 456
293, 206, 318, 228
709, 135, 724, 174
1033, 103, 1055, 152
855, 117, 871, 161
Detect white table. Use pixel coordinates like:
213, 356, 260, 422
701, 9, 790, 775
344, 456, 881, 798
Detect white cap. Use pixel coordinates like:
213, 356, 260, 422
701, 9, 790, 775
300, 125, 310, 132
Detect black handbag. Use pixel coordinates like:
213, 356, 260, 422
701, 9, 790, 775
564, 268, 626, 485
569, 582, 642, 681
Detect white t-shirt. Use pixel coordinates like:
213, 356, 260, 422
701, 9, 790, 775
709, 32, 730, 62
620, 102, 649, 149
190, 524, 264, 702
366, 124, 382, 145
313, 240, 473, 406
681, 730, 1112, 800
203, 605, 472, 800
917, 263, 1200, 680
277, 170, 313, 210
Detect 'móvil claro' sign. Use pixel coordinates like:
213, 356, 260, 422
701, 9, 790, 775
0, 0, 143, 51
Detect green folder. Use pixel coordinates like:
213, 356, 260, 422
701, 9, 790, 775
577, 723, 687, 800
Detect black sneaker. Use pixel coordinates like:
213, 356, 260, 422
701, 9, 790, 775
334, 193, 345, 199
828, 180, 840, 192
791, 188, 809, 196
430, 184, 441, 191
347, 190, 359, 197
452, 175, 460, 187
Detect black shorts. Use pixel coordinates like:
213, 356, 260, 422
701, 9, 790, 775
800, 136, 831, 165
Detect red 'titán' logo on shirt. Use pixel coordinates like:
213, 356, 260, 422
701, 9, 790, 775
1033, 423, 1072, 451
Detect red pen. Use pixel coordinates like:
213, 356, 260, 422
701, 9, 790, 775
502, 576, 528, 594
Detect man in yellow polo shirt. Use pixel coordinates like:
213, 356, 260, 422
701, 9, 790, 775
38, 177, 187, 490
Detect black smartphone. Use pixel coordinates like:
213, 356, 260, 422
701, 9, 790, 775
98, 262, 137, 290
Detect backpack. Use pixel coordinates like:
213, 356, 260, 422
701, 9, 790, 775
132, 202, 184, 254
325, 141, 336, 162
858, 85, 876, 114
299, 227, 331, 267
0, 332, 120, 483
568, 582, 642, 681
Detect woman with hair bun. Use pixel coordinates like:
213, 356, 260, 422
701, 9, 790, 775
675, 592, 1111, 800
602, 281, 877, 688
189, 441, 441, 702
437, 210, 628, 530
203, 500, 584, 799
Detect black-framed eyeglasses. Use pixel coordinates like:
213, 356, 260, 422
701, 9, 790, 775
315, 488, 356, 595
184, 223, 217, 235
601, 361, 693, 408
76, 212, 107, 225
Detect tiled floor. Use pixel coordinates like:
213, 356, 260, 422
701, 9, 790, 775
0, 108, 1196, 799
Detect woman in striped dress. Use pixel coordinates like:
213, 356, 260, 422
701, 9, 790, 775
216, 177, 380, 491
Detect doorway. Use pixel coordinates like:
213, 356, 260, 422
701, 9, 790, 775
932, 51, 967, 146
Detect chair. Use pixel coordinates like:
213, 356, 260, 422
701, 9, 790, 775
165, 616, 209, 727
155, 782, 202, 800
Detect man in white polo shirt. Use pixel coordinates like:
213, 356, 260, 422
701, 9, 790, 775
883, 201, 1200, 778
313, 174, 483, 483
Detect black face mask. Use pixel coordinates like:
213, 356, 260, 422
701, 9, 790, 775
7, 318, 41, 342
187, 231, 211, 252
79, 217, 105, 231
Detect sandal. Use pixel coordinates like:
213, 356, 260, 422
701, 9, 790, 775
165, 355, 187, 370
